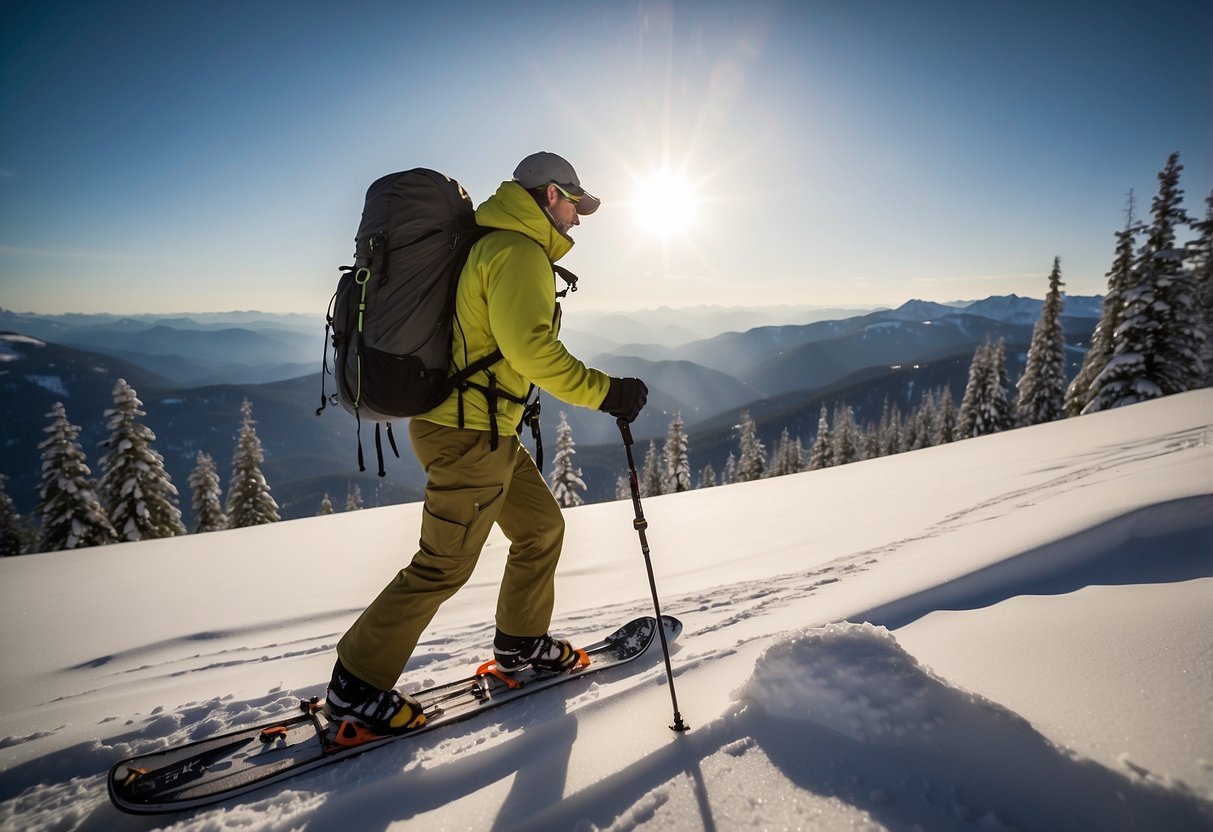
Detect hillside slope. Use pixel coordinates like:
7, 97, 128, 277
0, 390, 1210, 831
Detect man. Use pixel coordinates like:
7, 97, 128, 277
326, 152, 649, 736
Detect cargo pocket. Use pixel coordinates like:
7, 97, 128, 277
420, 484, 505, 558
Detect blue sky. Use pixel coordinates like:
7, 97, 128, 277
1, 0, 1209, 315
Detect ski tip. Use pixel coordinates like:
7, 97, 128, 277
659, 615, 683, 641
606, 615, 683, 651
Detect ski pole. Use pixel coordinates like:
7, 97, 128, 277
617, 417, 690, 732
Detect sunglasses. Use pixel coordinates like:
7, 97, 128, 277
551, 182, 583, 204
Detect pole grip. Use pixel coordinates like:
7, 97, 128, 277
617, 416, 634, 447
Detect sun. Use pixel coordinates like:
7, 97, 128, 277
629, 166, 701, 238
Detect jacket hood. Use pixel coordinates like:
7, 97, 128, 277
475, 181, 574, 263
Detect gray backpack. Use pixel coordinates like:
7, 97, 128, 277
318, 169, 505, 473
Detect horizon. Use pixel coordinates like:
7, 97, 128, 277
0, 290, 1105, 321
1, 2, 1208, 316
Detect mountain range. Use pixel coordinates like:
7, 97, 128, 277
0, 294, 1102, 527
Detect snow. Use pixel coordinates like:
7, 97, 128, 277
1, 390, 1211, 831
0, 335, 46, 362
862, 321, 904, 332
0, 333, 46, 348
22, 375, 68, 397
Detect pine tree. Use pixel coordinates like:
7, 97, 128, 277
226, 399, 280, 528
808, 406, 833, 470
640, 440, 664, 497
832, 404, 861, 464
958, 339, 1012, 438
721, 452, 738, 485
736, 411, 766, 482
1016, 258, 1068, 426
548, 412, 587, 508
662, 412, 692, 493
910, 391, 935, 451
770, 428, 805, 477
878, 398, 904, 456
346, 482, 364, 511
1067, 193, 1139, 415
697, 463, 717, 488
36, 402, 117, 551
991, 339, 1013, 429
1186, 188, 1213, 387
1088, 153, 1201, 410
318, 494, 335, 516
862, 419, 882, 458
932, 386, 957, 445
188, 451, 228, 533
615, 475, 632, 501
957, 342, 990, 438
98, 379, 185, 542
0, 474, 28, 556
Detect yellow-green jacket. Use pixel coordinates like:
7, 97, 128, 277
415, 180, 612, 434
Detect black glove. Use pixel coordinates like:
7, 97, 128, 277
599, 377, 648, 423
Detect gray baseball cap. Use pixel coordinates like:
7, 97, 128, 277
512, 151, 601, 215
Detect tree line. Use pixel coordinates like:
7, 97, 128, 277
0, 386, 281, 555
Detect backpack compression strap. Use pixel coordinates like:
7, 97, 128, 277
452, 349, 532, 452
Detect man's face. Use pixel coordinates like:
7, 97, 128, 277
546, 184, 581, 236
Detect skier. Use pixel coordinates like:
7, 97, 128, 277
326, 152, 649, 736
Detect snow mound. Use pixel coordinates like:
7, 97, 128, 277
727, 622, 1213, 831
733, 622, 1006, 745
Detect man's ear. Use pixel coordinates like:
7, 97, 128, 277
544, 183, 560, 208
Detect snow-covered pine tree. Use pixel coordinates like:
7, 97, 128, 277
808, 405, 833, 470
831, 404, 861, 465
907, 390, 932, 450
697, 463, 717, 488
662, 412, 692, 493
188, 450, 228, 533
862, 419, 881, 458
640, 440, 664, 497
958, 339, 1012, 437
932, 386, 957, 445
736, 411, 766, 482
318, 494, 334, 516
36, 402, 117, 552
770, 427, 801, 477
991, 339, 1013, 429
1066, 193, 1139, 415
1186, 188, 1213, 387
788, 431, 806, 474
98, 379, 185, 542
615, 475, 631, 500
548, 412, 587, 508
346, 483, 364, 511
0, 474, 28, 556
958, 342, 991, 438
721, 452, 738, 485
1087, 153, 1201, 411
878, 398, 904, 456
226, 399, 280, 528
1016, 258, 1068, 426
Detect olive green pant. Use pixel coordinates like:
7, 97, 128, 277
336, 419, 565, 691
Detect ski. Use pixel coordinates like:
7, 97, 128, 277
107, 615, 682, 815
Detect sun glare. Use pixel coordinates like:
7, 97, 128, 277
629, 167, 700, 238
